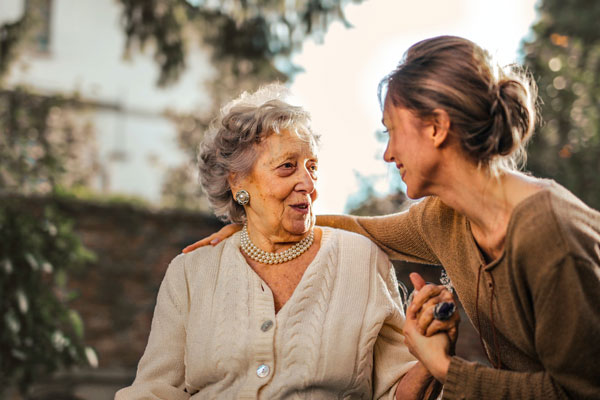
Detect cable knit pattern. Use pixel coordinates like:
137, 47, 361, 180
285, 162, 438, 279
347, 248, 382, 394
266, 238, 337, 399
116, 227, 416, 399
211, 251, 248, 390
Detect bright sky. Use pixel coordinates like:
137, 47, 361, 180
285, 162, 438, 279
290, 0, 538, 214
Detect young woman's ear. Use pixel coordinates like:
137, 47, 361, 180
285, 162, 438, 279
430, 109, 451, 148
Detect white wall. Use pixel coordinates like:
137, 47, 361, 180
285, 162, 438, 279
2, 0, 215, 203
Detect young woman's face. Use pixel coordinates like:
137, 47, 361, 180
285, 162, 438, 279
235, 129, 318, 241
382, 102, 439, 199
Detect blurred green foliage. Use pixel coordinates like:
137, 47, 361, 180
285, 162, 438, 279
119, 0, 362, 86
0, 200, 96, 395
0, 86, 99, 396
524, 0, 600, 209
0, 0, 49, 81
0, 88, 99, 196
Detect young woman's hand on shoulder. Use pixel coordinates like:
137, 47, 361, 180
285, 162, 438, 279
182, 223, 242, 253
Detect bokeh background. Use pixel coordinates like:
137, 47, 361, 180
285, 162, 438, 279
1, 0, 599, 398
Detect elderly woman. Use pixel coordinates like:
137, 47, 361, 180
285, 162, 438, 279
116, 85, 457, 399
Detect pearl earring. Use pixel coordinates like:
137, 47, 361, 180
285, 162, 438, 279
235, 190, 250, 205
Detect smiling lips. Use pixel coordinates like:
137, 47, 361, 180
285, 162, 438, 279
397, 163, 406, 178
290, 202, 310, 214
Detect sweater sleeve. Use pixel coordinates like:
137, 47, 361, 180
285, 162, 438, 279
443, 254, 600, 399
115, 255, 191, 400
371, 248, 418, 399
317, 198, 440, 265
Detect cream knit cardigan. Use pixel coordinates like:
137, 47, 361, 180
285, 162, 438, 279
115, 227, 416, 399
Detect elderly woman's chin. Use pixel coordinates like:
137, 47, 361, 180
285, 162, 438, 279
282, 209, 315, 236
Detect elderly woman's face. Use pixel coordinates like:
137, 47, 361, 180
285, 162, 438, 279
236, 129, 318, 240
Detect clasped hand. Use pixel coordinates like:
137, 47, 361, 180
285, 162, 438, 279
404, 272, 459, 384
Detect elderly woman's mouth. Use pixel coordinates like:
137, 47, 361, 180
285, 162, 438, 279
290, 203, 311, 214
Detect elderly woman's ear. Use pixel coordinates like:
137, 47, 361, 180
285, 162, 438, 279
229, 173, 251, 207
228, 173, 245, 196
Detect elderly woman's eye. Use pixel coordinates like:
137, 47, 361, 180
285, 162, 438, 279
282, 162, 295, 169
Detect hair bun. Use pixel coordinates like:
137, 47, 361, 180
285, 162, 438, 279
488, 77, 536, 159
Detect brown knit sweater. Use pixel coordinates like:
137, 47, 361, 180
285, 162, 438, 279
319, 180, 600, 399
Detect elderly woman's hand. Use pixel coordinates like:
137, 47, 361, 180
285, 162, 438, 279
182, 223, 242, 253
407, 273, 459, 344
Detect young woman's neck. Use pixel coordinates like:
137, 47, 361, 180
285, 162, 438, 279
429, 158, 542, 260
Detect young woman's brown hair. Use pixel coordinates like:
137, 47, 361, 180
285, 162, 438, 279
380, 35, 538, 172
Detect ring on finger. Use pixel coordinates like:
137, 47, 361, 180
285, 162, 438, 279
433, 301, 456, 321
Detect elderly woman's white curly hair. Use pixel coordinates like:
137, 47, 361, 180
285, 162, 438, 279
198, 83, 320, 223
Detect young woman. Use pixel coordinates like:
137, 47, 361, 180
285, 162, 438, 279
184, 36, 600, 399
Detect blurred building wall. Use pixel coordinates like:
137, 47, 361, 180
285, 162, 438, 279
0, 0, 215, 203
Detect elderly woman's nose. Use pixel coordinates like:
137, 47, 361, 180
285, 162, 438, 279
295, 167, 316, 192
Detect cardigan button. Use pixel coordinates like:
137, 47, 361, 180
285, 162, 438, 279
256, 364, 270, 378
261, 320, 273, 332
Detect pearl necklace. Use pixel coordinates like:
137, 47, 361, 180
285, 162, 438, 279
240, 224, 314, 264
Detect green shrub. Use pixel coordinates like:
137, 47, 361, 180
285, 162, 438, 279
0, 199, 96, 395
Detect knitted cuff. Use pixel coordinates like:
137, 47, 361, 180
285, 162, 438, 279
441, 356, 466, 400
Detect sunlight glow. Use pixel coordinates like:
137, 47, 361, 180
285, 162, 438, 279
290, 0, 538, 214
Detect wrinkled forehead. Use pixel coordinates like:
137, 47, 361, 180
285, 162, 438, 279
265, 123, 318, 149
258, 128, 319, 160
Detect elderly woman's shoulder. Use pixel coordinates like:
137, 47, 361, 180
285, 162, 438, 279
322, 227, 393, 279
164, 236, 235, 278
180, 235, 232, 263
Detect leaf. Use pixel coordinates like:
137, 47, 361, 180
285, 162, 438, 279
24, 252, 39, 270
68, 310, 84, 339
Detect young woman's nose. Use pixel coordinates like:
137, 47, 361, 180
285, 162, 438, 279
383, 141, 395, 163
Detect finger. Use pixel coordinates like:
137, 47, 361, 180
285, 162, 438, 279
424, 313, 459, 336
448, 326, 458, 345
409, 272, 427, 291
424, 318, 453, 337
182, 224, 242, 253
416, 303, 436, 334
408, 284, 444, 316
425, 308, 460, 337
403, 314, 421, 342
438, 289, 455, 303
223, 223, 243, 236
414, 294, 444, 317
413, 291, 453, 318
182, 237, 212, 253
414, 290, 454, 321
